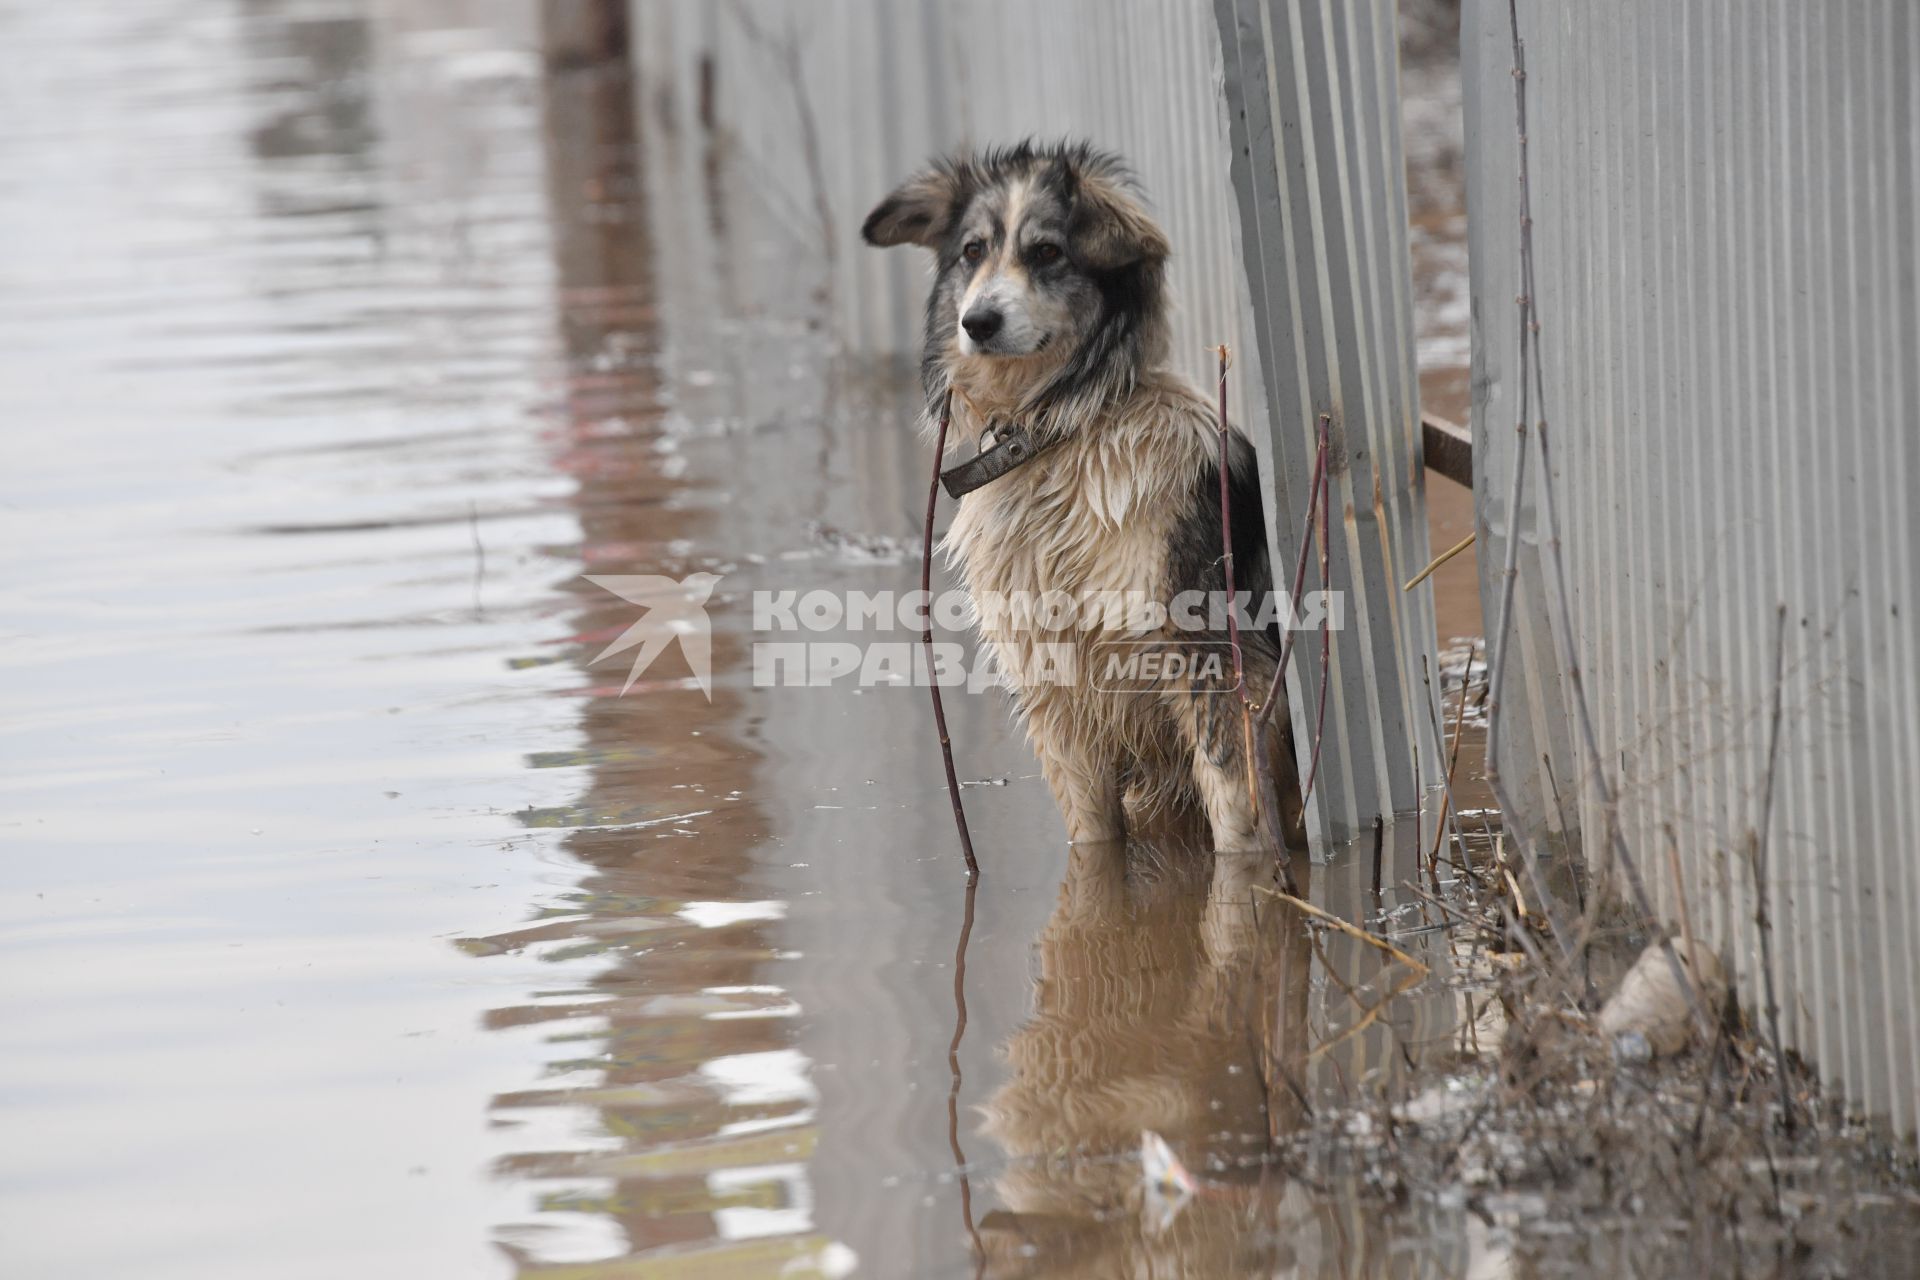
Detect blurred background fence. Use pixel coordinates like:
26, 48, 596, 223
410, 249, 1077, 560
630, 0, 1250, 402
1465, 0, 1919, 1138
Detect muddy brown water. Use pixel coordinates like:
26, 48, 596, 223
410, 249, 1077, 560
0, 7, 1585, 1279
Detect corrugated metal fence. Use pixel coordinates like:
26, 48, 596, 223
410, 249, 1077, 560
1465, 0, 1919, 1137
1215, 0, 1442, 838
630, 0, 1441, 846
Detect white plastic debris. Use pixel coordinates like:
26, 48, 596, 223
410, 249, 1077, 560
1597, 938, 1727, 1058
1611, 1029, 1653, 1064
1139, 1130, 1195, 1234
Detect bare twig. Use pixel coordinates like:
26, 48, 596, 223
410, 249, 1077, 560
1663, 822, 1704, 1014
1252, 885, 1431, 975
1370, 813, 1385, 900
1752, 603, 1796, 1134
1215, 346, 1260, 815
946, 876, 983, 1269
1250, 715, 1300, 896
1419, 654, 1468, 892
922, 387, 978, 882
1405, 529, 1476, 592
1496, 895, 1550, 974
1308, 964, 1426, 1062
1438, 647, 1476, 867
1411, 739, 1423, 877
1303, 417, 1333, 802
1540, 753, 1584, 917
1254, 413, 1330, 735
1481, 2, 1571, 966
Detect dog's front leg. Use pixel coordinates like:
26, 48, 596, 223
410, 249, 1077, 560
1036, 745, 1126, 845
1190, 743, 1264, 854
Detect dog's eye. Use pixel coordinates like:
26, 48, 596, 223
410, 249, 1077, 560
962, 240, 987, 264
1030, 243, 1063, 266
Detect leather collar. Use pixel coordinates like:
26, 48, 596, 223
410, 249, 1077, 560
939, 420, 1057, 499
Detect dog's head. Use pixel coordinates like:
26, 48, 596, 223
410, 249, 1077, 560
862, 141, 1169, 426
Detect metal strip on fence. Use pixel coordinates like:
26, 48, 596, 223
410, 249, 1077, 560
1214, 0, 1443, 843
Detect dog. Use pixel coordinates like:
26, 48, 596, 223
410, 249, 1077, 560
863, 140, 1304, 854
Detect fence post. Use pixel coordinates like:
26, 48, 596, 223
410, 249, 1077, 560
1213, 0, 1443, 845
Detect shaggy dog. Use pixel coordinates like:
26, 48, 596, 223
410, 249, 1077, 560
863, 140, 1304, 853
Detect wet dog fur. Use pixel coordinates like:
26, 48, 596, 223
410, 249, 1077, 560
863, 140, 1304, 853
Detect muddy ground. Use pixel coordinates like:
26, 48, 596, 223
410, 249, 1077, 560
0, 4, 1913, 1278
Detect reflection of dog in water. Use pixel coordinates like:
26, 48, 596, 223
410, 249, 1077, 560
863, 142, 1306, 855
974, 841, 1312, 1277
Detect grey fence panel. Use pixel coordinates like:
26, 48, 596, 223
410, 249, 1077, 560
1465, 0, 1920, 1139
1214, 0, 1444, 842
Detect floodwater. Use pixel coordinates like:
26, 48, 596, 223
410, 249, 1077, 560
0, 5, 1709, 1279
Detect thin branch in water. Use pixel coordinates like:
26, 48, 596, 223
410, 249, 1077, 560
1261, 879, 1432, 1065
1249, 715, 1300, 896
1411, 739, 1422, 895
1417, 654, 1466, 901
946, 877, 984, 1269
469, 500, 486, 618
1307, 963, 1427, 1063
1252, 884, 1432, 975
921, 387, 978, 882
1437, 647, 1477, 885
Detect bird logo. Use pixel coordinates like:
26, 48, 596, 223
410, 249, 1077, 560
583, 572, 721, 699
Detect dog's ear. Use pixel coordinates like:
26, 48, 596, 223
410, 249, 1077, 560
862, 166, 963, 250
1066, 164, 1170, 270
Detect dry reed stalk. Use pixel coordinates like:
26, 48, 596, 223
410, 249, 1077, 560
1302, 426, 1333, 803
1751, 603, 1795, 1133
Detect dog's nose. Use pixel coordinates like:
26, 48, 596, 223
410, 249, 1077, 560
962, 308, 1003, 343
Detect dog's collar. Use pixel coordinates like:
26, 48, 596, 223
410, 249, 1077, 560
939, 420, 1057, 498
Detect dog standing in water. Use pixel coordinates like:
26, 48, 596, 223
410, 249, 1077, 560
863, 140, 1305, 854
